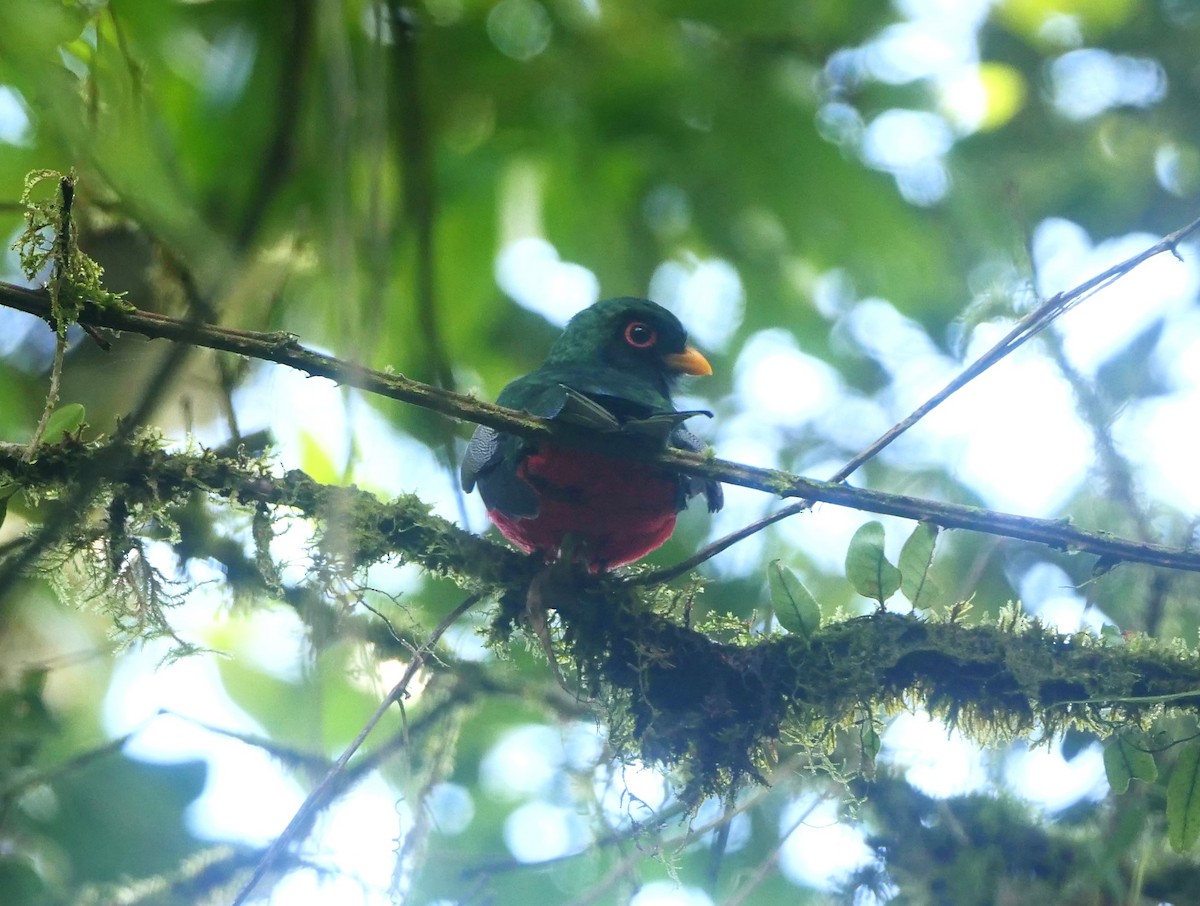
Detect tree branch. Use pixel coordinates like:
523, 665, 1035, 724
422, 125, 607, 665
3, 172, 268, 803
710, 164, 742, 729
3, 282, 1200, 575
4, 437, 1200, 802
636, 211, 1200, 581
230, 590, 482, 906
832, 212, 1200, 482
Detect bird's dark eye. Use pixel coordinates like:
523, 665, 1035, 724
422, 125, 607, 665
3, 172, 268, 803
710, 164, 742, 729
624, 321, 657, 349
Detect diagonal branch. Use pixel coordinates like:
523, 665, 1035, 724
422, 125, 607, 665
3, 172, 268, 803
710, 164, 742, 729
0, 280, 545, 437
230, 589, 482, 906
656, 448, 1200, 572
834, 212, 1200, 483
4, 283, 1200, 575
636, 212, 1200, 581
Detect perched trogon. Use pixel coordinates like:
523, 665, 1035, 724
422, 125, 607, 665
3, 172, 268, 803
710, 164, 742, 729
461, 297, 723, 571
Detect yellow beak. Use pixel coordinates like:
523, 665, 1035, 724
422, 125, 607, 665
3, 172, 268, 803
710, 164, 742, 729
663, 346, 713, 376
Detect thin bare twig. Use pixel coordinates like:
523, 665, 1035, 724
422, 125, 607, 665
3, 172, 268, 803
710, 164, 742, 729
230, 590, 482, 906
720, 795, 825, 906
23, 330, 66, 461
836, 212, 1200, 481
0, 279, 547, 437
478, 762, 803, 906
636, 212, 1200, 582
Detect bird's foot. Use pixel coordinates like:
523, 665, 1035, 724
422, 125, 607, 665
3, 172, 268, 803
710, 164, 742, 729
557, 533, 606, 573
526, 544, 597, 694
526, 563, 573, 693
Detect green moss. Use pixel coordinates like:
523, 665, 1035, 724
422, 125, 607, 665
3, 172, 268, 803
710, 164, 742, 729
6, 440, 1200, 809
12, 170, 129, 328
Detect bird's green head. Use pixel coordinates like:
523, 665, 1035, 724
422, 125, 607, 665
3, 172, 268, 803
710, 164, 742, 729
544, 297, 711, 390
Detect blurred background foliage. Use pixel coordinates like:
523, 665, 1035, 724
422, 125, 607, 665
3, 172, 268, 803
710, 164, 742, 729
2, 0, 1200, 903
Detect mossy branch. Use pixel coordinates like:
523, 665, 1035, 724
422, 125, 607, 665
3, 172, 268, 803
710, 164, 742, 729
3, 439, 1199, 796
0, 438, 528, 588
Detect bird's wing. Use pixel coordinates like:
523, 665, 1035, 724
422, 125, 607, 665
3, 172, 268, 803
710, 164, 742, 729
463, 379, 574, 493
460, 423, 501, 492
551, 384, 623, 431
460, 421, 542, 517
622, 409, 713, 443
555, 383, 713, 442
459, 379, 579, 516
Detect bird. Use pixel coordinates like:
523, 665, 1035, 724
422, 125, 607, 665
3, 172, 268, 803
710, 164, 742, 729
461, 297, 723, 571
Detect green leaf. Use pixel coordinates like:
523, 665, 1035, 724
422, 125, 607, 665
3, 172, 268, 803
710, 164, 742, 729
1103, 732, 1157, 794
845, 521, 901, 606
1167, 742, 1200, 852
862, 722, 881, 763
298, 429, 340, 485
767, 560, 821, 641
899, 522, 941, 608
40, 402, 85, 446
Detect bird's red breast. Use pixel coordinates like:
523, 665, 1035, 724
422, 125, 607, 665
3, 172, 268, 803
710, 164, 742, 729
486, 442, 680, 571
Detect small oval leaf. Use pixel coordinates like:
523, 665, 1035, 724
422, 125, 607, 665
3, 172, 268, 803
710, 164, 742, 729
768, 560, 821, 641
1167, 742, 1200, 852
862, 723, 881, 763
1104, 732, 1157, 795
40, 402, 86, 446
899, 522, 941, 608
845, 521, 901, 606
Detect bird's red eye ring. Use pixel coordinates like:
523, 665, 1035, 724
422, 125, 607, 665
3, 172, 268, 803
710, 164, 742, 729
624, 321, 657, 348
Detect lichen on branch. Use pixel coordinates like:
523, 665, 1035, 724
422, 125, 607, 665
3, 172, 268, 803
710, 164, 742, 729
12, 170, 128, 327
